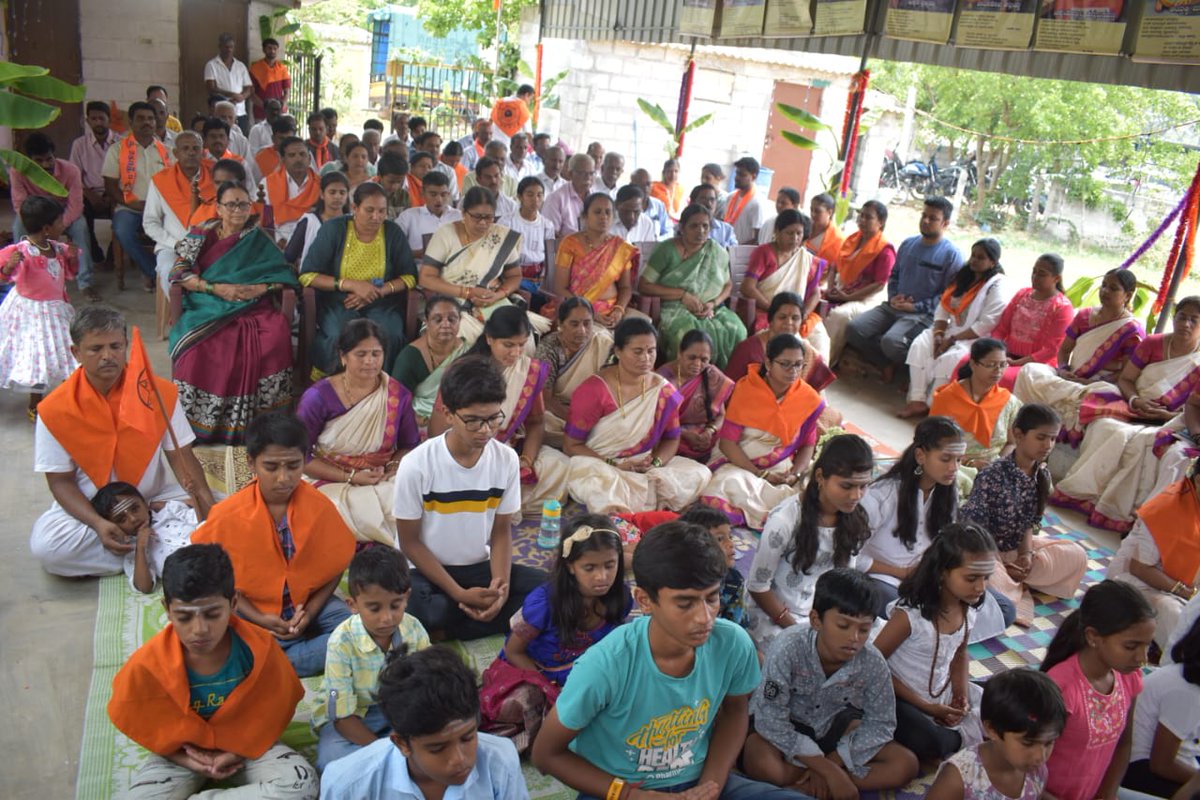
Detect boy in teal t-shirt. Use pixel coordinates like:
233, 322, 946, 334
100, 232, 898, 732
533, 521, 808, 799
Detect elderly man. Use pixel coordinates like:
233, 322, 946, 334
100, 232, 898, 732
472, 156, 517, 217
383, 111, 409, 146
213, 100, 250, 158
248, 98, 282, 155
249, 37, 290, 122
144, 132, 213, 293
69, 100, 120, 263
592, 152, 625, 199
528, 132, 550, 173
543, 153, 595, 237
535, 145, 566, 197
362, 119, 384, 165
102, 101, 171, 292
203, 32, 253, 134
629, 168, 670, 239
612, 184, 658, 243
30, 305, 214, 577
457, 118, 492, 170
723, 156, 767, 244
586, 141, 605, 165
11, 133, 98, 301
260, 135, 321, 246
505, 132, 536, 182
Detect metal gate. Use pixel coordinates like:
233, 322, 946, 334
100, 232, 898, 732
287, 50, 323, 118
373, 60, 487, 144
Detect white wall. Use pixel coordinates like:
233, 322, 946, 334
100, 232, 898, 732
80, 0, 180, 108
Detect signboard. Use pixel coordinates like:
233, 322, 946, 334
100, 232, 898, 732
681, 0, 720, 37
718, 0, 769, 36
1133, 0, 1200, 62
1034, 0, 1127, 54
764, 0, 815, 35
813, 0, 869, 33
885, 0, 956, 42
955, 0, 1037, 49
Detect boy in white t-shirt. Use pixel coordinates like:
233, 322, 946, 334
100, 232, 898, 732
392, 355, 546, 640
395, 170, 460, 258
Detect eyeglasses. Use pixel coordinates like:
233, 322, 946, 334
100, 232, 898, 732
975, 360, 1009, 371
455, 411, 506, 431
220, 201, 252, 211
464, 211, 494, 223
772, 359, 806, 372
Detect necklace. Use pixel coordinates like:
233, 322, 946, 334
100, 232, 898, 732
427, 339, 455, 371
341, 373, 376, 406
614, 374, 647, 418
1168, 333, 1200, 360
928, 603, 970, 699
23, 236, 52, 255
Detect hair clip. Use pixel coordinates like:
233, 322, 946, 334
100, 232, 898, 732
561, 525, 620, 558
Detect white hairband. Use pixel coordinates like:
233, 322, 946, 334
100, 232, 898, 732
562, 525, 620, 558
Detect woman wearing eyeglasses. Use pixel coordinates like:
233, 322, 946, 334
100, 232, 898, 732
418, 186, 551, 349
169, 181, 299, 444
928, 338, 1021, 473
563, 316, 712, 514
430, 306, 568, 515
699, 334, 825, 530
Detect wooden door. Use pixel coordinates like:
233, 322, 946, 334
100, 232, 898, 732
178, 0, 249, 124
6, 0, 82, 158
760, 82, 825, 203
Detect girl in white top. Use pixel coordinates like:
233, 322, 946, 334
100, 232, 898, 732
874, 522, 996, 761
744, 434, 873, 651
283, 171, 349, 268
499, 176, 557, 295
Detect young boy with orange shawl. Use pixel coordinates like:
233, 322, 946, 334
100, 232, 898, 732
193, 412, 355, 677
108, 544, 318, 799
822, 200, 896, 365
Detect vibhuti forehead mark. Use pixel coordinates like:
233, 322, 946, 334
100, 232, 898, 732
110, 497, 140, 516
940, 442, 968, 455
967, 560, 997, 572
172, 600, 226, 614
850, 471, 873, 482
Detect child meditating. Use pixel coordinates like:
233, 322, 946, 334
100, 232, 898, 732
319, 646, 530, 800
682, 504, 748, 627
745, 434, 874, 650
874, 522, 996, 761
108, 544, 316, 799
0, 196, 80, 420
927, 668, 1067, 800
193, 412, 356, 677
312, 547, 431, 772
91, 481, 197, 594
480, 513, 630, 753
743, 568, 919, 796
533, 521, 804, 799
1041, 580, 1156, 800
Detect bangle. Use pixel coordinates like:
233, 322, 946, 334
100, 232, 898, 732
387, 280, 397, 295
606, 778, 626, 800
1128, 395, 1140, 407
650, 456, 663, 468
519, 456, 534, 468
611, 304, 625, 314
773, 606, 791, 624
605, 457, 617, 466
758, 468, 770, 479
347, 469, 356, 484
204, 280, 214, 295
337, 278, 345, 292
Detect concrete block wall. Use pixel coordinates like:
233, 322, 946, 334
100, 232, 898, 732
80, 0, 180, 109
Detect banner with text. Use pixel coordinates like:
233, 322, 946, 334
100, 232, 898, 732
885, 0, 956, 42
763, 0, 815, 35
954, 0, 1037, 49
681, 0, 720, 37
1034, 0, 1127, 54
813, 0, 870, 33
718, 0, 769, 36
1133, 0, 1200, 62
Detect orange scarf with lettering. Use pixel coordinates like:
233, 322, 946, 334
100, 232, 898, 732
264, 168, 320, 227
1137, 477, 1200, 585
407, 173, 425, 207
38, 368, 176, 488
119, 135, 170, 203
724, 366, 823, 445
152, 162, 214, 228
192, 481, 355, 616
835, 230, 887, 287
724, 187, 755, 226
929, 380, 1011, 450
940, 277, 988, 326
108, 616, 302, 758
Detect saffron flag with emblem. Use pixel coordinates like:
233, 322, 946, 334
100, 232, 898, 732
121, 326, 177, 442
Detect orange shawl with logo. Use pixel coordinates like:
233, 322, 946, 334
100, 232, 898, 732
108, 616, 302, 758
38, 368, 177, 488
1138, 478, 1200, 586
264, 168, 320, 227
835, 230, 888, 287
724, 367, 822, 445
940, 278, 987, 326
192, 481, 355, 616
119, 135, 171, 203
930, 380, 1011, 450
152, 162, 214, 228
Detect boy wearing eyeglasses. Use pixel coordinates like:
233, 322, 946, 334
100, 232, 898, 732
392, 354, 547, 640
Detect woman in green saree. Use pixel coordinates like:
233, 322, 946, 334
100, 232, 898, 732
390, 294, 469, 426
169, 182, 300, 444
638, 203, 747, 368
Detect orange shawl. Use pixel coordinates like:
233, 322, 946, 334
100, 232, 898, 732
835, 230, 887, 287
108, 616, 302, 758
407, 173, 425, 207
264, 168, 320, 227
723, 187, 756, 227
152, 162, 214, 228
1138, 478, 1200, 586
255, 148, 280, 180
930, 380, 1011, 449
650, 182, 685, 220
724, 367, 822, 445
940, 278, 987, 326
118, 135, 170, 203
809, 222, 845, 268
38, 368, 176, 488
192, 481, 355, 616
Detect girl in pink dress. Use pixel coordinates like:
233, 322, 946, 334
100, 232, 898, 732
0, 197, 79, 419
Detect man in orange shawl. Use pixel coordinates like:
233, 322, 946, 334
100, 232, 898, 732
109, 544, 317, 798
192, 412, 355, 677
845, 197, 962, 378
144, 132, 214, 293
31, 306, 214, 577
262, 136, 320, 248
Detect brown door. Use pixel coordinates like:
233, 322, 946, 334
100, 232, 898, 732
760, 81, 825, 203
6, 0, 83, 158
178, 0, 249, 125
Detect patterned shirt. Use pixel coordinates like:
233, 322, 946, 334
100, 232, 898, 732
720, 566, 747, 628
277, 516, 296, 620
749, 625, 896, 778
340, 228, 387, 282
962, 454, 1042, 552
311, 612, 431, 730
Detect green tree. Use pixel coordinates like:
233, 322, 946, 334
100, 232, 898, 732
416, 0, 540, 91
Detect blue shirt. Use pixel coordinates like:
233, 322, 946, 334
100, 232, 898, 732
887, 235, 964, 314
647, 196, 671, 238
555, 616, 761, 789
709, 219, 738, 249
318, 732, 529, 800
187, 630, 253, 719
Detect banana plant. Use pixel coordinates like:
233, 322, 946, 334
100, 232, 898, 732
0, 62, 86, 197
1063, 275, 1157, 328
775, 102, 867, 225
636, 98, 713, 159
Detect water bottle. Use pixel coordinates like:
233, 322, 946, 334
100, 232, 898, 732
537, 499, 562, 550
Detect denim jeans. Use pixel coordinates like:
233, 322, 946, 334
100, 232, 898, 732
316, 704, 390, 773
579, 773, 812, 799
275, 596, 351, 677
12, 215, 94, 289
111, 208, 157, 278
844, 302, 932, 367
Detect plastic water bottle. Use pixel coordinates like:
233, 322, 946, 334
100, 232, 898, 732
537, 499, 562, 549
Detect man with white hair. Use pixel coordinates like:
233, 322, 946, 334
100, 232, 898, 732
535, 145, 567, 196
213, 100, 250, 158
592, 152, 625, 199
543, 153, 595, 237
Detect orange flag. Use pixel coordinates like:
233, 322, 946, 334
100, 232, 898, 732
120, 327, 176, 442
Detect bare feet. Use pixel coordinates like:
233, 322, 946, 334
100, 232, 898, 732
896, 401, 929, 419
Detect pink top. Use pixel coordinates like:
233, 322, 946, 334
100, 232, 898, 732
1130, 334, 1167, 369
0, 240, 77, 301
746, 244, 781, 282
563, 375, 682, 447
68, 130, 120, 192
8, 159, 84, 228
990, 287, 1074, 363
1044, 654, 1142, 800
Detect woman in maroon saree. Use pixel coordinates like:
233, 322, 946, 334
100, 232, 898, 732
657, 329, 734, 462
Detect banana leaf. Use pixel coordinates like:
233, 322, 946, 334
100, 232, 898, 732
0, 150, 67, 197
0, 63, 48, 84
683, 113, 713, 133
0, 91, 59, 129
776, 103, 831, 133
11, 74, 86, 103
637, 99, 675, 136
781, 130, 820, 149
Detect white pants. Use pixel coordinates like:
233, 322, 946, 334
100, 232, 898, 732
29, 504, 124, 577
126, 743, 318, 800
824, 292, 883, 364
156, 248, 176, 295
906, 328, 969, 404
